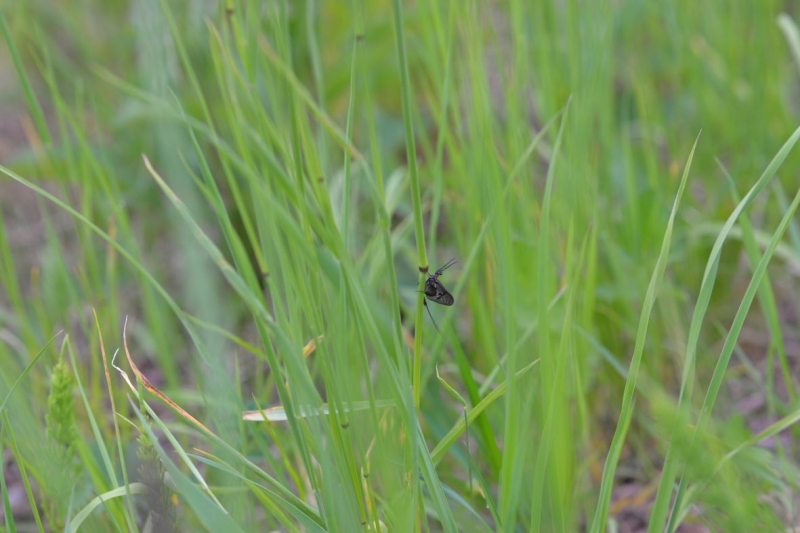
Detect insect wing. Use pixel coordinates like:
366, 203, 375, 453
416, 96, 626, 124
426, 278, 454, 306
434, 287, 454, 306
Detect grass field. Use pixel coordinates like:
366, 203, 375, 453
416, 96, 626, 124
2, 1, 800, 531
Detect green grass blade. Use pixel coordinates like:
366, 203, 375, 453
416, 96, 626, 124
67, 338, 137, 532
666, 161, 800, 532
0, 331, 60, 416
68, 484, 147, 533
390, 0, 431, 414
649, 124, 800, 532
0, 423, 18, 533
189, 454, 327, 533
129, 400, 244, 532
431, 358, 539, 465
589, 134, 699, 533
0, 9, 51, 145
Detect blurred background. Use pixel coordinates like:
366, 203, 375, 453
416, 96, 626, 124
2, 1, 800, 531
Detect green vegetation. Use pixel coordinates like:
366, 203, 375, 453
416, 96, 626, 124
1, 1, 800, 531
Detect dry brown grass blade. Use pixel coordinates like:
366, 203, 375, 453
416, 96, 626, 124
302, 336, 323, 358
115, 317, 213, 434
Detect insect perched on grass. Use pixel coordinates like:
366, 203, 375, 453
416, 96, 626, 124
420, 258, 456, 331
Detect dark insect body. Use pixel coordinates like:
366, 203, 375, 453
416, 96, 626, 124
421, 259, 456, 331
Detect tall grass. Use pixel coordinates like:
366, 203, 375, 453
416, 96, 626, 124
2, 1, 800, 531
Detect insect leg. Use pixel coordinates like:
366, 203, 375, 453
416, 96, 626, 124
423, 299, 441, 333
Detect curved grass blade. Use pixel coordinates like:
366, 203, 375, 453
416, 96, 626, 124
242, 400, 395, 422
68, 329, 137, 532
190, 453, 327, 533
666, 163, 800, 532
0, 331, 61, 416
68, 484, 148, 533
129, 400, 245, 533
589, 134, 699, 533
431, 358, 539, 465
0, 425, 18, 533
648, 124, 800, 532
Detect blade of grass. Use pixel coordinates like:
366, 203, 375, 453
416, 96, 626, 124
431, 358, 540, 465
666, 159, 800, 532
189, 452, 324, 533
0, 422, 18, 533
3, 412, 45, 533
422, 106, 567, 384
589, 133, 699, 533
0, 9, 51, 145
718, 164, 795, 392
128, 400, 245, 532
649, 124, 800, 532
499, 96, 570, 527
0, 162, 324, 527
530, 218, 592, 531
0, 331, 60, 416
355, 0, 406, 362
68, 331, 138, 533
390, 0, 430, 416
68, 484, 147, 533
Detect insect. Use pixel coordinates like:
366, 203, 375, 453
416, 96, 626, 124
420, 258, 456, 331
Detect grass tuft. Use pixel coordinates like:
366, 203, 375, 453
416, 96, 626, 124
2, 2, 800, 531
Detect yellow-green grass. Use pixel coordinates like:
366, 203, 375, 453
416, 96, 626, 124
1, 1, 800, 531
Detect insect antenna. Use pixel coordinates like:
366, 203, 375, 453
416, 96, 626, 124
436, 258, 458, 275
